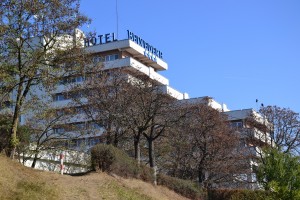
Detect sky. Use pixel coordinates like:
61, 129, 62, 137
80, 0, 300, 113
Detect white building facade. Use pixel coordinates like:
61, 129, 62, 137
2, 29, 271, 185
12, 29, 190, 172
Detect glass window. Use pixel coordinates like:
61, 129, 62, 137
70, 91, 83, 99
58, 76, 85, 85
105, 54, 119, 61
231, 121, 243, 128
88, 137, 100, 146
76, 107, 85, 114
69, 139, 77, 148
75, 76, 85, 82
77, 138, 86, 147
93, 56, 104, 64
53, 127, 65, 134
53, 93, 65, 101
56, 109, 64, 116
73, 122, 86, 130
91, 122, 102, 130
58, 79, 66, 85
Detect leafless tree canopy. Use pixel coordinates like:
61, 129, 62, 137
259, 105, 300, 155
162, 104, 244, 188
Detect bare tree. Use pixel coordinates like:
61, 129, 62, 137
71, 68, 131, 147
165, 104, 242, 188
0, 0, 90, 158
77, 68, 181, 179
259, 105, 300, 155
25, 104, 67, 168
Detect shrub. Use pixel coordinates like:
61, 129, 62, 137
91, 144, 153, 182
157, 173, 206, 200
207, 189, 271, 200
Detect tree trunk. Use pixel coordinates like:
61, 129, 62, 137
113, 134, 118, 147
31, 151, 39, 168
9, 77, 32, 159
106, 131, 112, 145
147, 138, 157, 185
134, 136, 141, 165
198, 166, 206, 187
9, 114, 19, 159
148, 138, 155, 168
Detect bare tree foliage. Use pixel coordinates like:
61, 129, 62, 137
259, 105, 300, 155
72, 68, 131, 147
165, 104, 243, 188
24, 101, 70, 168
75, 67, 184, 184
0, 0, 90, 158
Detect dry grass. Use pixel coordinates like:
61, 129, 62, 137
0, 155, 189, 200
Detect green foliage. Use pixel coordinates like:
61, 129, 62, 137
9, 136, 19, 148
0, 114, 12, 153
1, 0, 90, 158
257, 148, 300, 200
91, 144, 154, 182
207, 189, 270, 200
157, 173, 207, 200
0, 114, 30, 155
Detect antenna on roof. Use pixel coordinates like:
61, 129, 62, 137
116, 0, 119, 39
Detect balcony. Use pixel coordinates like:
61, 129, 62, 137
103, 57, 169, 85
241, 128, 272, 145
85, 39, 168, 71
51, 98, 88, 109
159, 85, 188, 100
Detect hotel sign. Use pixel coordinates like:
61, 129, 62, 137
84, 33, 117, 47
84, 30, 163, 62
127, 30, 163, 61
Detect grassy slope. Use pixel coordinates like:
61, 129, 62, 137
0, 155, 188, 200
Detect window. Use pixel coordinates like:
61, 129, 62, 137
53, 93, 65, 101
76, 138, 86, 147
88, 137, 100, 146
92, 56, 104, 64
69, 139, 77, 148
53, 127, 65, 134
105, 54, 119, 61
69, 76, 85, 83
70, 91, 83, 99
76, 107, 85, 114
58, 76, 85, 85
74, 122, 86, 130
231, 121, 243, 128
56, 109, 64, 116
89, 122, 102, 130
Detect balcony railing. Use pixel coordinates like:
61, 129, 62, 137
103, 57, 169, 85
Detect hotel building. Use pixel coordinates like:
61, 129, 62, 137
2, 29, 271, 188
5, 29, 190, 172
49, 29, 190, 149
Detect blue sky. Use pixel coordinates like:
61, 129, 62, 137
80, 0, 300, 113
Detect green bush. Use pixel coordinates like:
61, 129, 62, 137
157, 173, 206, 200
91, 144, 153, 182
207, 189, 271, 200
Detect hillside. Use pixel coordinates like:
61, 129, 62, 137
0, 155, 188, 200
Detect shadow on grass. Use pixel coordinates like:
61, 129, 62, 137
66, 169, 94, 176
